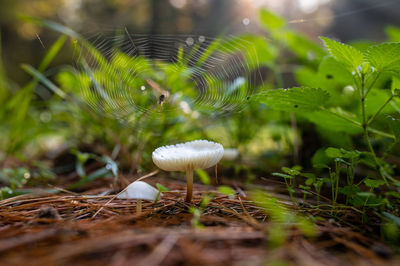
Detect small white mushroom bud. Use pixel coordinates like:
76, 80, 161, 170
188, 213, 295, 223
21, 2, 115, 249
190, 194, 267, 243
117, 181, 160, 213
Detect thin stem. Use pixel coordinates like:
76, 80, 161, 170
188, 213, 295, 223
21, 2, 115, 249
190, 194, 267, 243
136, 199, 142, 214
367, 95, 394, 125
320, 107, 394, 138
334, 161, 340, 205
290, 113, 300, 164
359, 73, 389, 185
185, 169, 194, 203
367, 128, 394, 139
364, 72, 381, 98
321, 107, 361, 127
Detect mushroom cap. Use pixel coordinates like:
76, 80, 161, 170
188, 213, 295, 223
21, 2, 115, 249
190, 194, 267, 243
117, 181, 159, 201
152, 140, 224, 171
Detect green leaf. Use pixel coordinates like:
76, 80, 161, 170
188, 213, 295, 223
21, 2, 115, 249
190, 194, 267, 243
195, 168, 211, 185
272, 172, 293, 179
320, 37, 364, 70
200, 194, 212, 208
312, 149, 332, 168
392, 76, 400, 95
257, 87, 329, 112
258, 9, 286, 30
282, 167, 301, 176
101, 156, 119, 177
299, 185, 311, 191
365, 43, 400, 73
156, 183, 170, 193
387, 115, 400, 141
358, 152, 378, 168
38, 35, 67, 72
195, 37, 222, 67
325, 147, 343, 158
218, 186, 236, 196
356, 192, 375, 198
385, 25, 400, 42
383, 212, 400, 227
339, 185, 360, 196
349, 40, 378, 52
364, 179, 385, 188
301, 173, 316, 180
303, 110, 362, 134
21, 64, 67, 99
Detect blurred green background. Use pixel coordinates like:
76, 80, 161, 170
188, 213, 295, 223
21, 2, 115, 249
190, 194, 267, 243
0, 0, 400, 193
2, 0, 400, 85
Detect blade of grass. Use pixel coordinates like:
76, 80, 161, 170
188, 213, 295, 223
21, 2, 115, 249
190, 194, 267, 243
38, 35, 67, 72
21, 64, 67, 99
20, 15, 80, 39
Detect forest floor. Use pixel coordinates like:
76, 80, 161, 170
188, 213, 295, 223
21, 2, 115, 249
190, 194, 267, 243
0, 172, 399, 266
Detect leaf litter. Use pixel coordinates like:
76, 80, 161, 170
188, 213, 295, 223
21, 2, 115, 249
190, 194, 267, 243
0, 172, 398, 266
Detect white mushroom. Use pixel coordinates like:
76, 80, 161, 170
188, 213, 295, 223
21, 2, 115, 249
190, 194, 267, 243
222, 148, 239, 161
117, 181, 160, 213
152, 140, 224, 202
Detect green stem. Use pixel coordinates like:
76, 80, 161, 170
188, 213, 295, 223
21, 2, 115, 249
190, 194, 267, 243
321, 107, 361, 127
359, 74, 389, 185
333, 160, 340, 205
367, 128, 394, 139
364, 72, 381, 98
185, 169, 194, 203
321, 107, 394, 138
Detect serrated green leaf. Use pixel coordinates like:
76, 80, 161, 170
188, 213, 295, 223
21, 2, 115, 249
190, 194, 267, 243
318, 56, 353, 85
364, 179, 385, 188
258, 9, 286, 30
339, 185, 360, 196
365, 88, 396, 117
282, 167, 301, 176
358, 152, 378, 168
257, 87, 329, 112
349, 40, 378, 52
320, 37, 364, 70
357, 192, 376, 197
311, 149, 332, 168
303, 110, 362, 134
325, 147, 359, 159
272, 172, 293, 179
365, 43, 400, 73
325, 147, 343, 158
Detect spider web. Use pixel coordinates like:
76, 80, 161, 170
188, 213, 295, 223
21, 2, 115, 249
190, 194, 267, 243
73, 31, 263, 123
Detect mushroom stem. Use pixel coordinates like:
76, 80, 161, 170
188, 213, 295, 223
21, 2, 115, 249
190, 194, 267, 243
185, 169, 194, 202
136, 199, 142, 214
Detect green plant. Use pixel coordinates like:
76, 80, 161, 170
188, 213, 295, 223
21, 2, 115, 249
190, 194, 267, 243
67, 149, 118, 189
251, 190, 315, 247
189, 194, 213, 228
